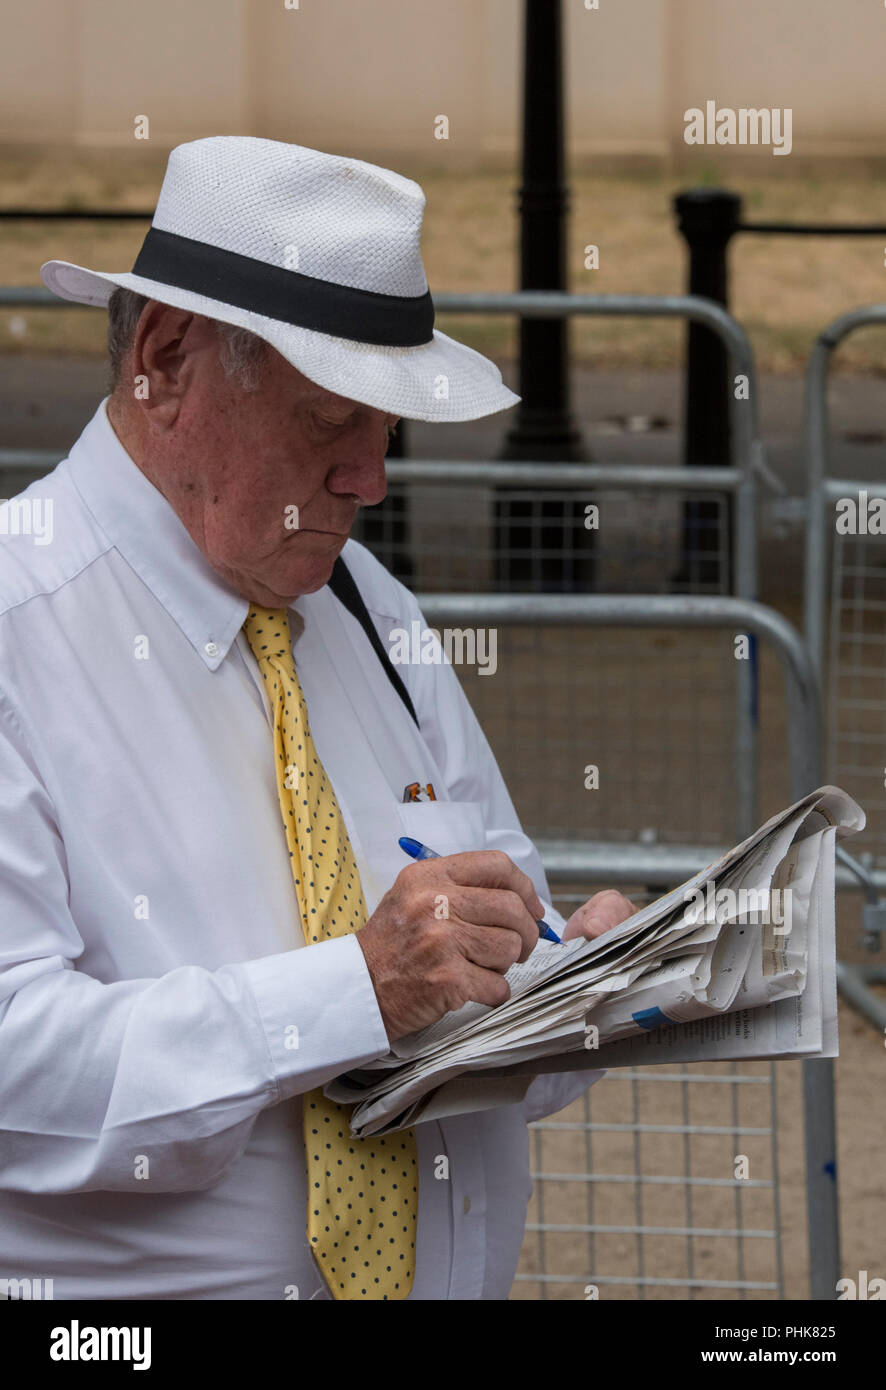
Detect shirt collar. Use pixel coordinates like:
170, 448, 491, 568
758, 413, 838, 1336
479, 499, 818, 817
67, 398, 252, 670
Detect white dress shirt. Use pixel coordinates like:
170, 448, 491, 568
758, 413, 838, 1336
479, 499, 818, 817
0, 399, 603, 1300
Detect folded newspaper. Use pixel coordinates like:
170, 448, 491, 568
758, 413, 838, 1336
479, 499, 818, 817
326, 786, 864, 1137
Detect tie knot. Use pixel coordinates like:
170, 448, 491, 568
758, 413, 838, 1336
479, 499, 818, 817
242, 605, 292, 662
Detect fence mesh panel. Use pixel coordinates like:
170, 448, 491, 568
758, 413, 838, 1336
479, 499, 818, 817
827, 531, 886, 866
354, 482, 731, 596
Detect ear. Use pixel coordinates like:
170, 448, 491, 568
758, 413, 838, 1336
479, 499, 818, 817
129, 302, 221, 429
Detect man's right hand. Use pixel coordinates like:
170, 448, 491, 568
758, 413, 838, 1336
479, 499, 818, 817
356, 850, 544, 1043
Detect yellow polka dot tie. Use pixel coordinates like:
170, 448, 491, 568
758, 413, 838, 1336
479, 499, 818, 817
242, 606, 418, 1301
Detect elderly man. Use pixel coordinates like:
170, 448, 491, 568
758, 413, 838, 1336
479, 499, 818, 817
0, 137, 632, 1301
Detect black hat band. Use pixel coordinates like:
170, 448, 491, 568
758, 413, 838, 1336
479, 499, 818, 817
131, 226, 435, 347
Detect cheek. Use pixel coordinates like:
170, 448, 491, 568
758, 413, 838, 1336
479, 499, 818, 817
195, 402, 320, 539
230, 488, 287, 540
201, 482, 280, 558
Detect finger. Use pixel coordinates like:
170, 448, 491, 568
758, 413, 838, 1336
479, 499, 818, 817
453, 922, 526, 973
457, 960, 512, 1011
447, 885, 539, 962
437, 850, 546, 922
581, 890, 636, 937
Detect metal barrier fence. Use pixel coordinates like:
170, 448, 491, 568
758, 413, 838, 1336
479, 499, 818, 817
419, 592, 834, 1301
418, 291, 765, 853
375, 460, 751, 852
432, 292, 764, 589
804, 305, 886, 1031
362, 461, 735, 598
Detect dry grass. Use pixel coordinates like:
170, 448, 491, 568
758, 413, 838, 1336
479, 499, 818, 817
2, 152, 886, 372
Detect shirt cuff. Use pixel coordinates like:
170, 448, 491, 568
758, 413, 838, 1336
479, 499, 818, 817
242, 935, 391, 1100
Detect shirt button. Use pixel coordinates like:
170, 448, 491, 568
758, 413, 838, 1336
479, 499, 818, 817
463, 1195, 471, 1215
204, 641, 219, 658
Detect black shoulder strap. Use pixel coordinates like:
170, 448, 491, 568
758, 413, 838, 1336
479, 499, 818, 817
328, 556, 420, 729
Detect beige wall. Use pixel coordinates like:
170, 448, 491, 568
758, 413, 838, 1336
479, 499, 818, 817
1, 0, 884, 168
664, 0, 886, 162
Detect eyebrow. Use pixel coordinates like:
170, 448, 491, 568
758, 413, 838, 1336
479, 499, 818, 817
304, 393, 354, 412
304, 395, 399, 425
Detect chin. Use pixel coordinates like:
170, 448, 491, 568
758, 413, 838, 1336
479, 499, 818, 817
248, 533, 347, 606
273, 553, 340, 604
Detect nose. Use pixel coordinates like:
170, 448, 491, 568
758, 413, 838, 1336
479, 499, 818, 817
328, 420, 390, 508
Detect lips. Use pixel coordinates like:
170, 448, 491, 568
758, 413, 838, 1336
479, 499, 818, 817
292, 528, 349, 537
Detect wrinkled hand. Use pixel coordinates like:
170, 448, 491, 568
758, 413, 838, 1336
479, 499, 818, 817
357, 850, 545, 1043
562, 888, 636, 942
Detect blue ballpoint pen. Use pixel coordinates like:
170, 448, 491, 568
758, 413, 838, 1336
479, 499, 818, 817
398, 835, 562, 943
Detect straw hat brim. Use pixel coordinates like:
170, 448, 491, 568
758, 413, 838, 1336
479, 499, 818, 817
40, 258, 521, 424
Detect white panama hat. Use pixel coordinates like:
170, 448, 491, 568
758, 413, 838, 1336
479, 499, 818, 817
41, 135, 520, 423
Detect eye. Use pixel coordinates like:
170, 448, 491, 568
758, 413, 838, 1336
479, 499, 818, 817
315, 412, 348, 432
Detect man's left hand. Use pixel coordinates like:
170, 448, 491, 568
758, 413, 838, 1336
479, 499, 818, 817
562, 889, 636, 942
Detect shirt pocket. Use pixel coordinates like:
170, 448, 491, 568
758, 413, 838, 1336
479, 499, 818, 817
395, 799, 487, 857
347, 798, 488, 917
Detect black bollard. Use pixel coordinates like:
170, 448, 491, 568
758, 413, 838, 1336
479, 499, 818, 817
673, 188, 742, 591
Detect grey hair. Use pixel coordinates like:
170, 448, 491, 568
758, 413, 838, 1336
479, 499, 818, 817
106, 286, 269, 395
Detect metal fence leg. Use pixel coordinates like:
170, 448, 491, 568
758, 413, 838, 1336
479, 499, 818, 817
802, 1058, 840, 1300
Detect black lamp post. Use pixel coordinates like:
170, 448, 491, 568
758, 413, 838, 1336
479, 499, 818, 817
495, 0, 591, 591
